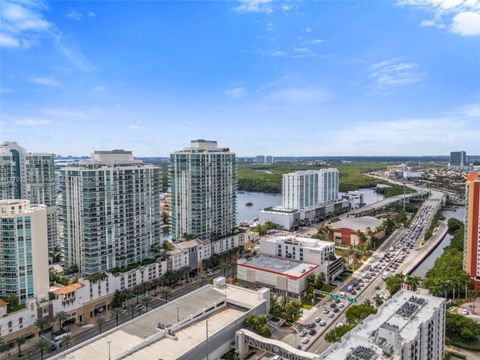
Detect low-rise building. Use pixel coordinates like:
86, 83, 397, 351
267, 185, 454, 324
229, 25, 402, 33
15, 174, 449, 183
259, 235, 343, 281
50, 280, 270, 360
237, 254, 319, 297
342, 191, 365, 210
319, 289, 446, 360
329, 216, 383, 246
259, 207, 301, 230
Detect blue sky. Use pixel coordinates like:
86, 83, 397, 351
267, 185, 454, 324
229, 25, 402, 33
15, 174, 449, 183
1, 0, 479, 156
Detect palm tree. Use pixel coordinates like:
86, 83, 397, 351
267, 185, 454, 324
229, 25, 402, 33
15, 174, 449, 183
36, 339, 50, 360
96, 317, 106, 334
128, 303, 137, 319
110, 307, 123, 327
35, 316, 50, 335
373, 293, 383, 307
55, 311, 69, 331
406, 275, 422, 291
161, 288, 170, 303
16, 336, 26, 357
63, 335, 74, 349
141, 296, 151, 311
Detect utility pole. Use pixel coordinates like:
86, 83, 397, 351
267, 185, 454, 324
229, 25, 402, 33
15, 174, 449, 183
206, 319, 209, 360
108, 340, 111, 360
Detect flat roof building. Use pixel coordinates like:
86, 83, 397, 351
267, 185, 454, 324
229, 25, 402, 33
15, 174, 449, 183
329, 216, 383, 246
237, 254, 319, 297
319, 289, 446, 360
51, 281, 270, 360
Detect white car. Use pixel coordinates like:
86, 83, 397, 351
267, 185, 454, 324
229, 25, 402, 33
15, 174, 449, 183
462, 309, 469, 315
338, 303, 345, 308
336, 322, 344, 328
301, 337, 310, 344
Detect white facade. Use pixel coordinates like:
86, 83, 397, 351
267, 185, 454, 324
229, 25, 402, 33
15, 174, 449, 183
320, 289, 446, 360
237, 255, 320, 296
170, 140, 237, 241
259, 207, 300, 230
282, 168, 339, 210
342, 191, 364, 210
0, 299, 37, 338
0, 199, 49, 303
61, 150, 162, 275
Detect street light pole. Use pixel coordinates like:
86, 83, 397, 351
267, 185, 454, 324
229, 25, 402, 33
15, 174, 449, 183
107, 340, 111, 360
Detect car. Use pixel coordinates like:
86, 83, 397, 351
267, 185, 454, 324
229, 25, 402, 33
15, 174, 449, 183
306, 323, 316, 329
347, 286, 353, 292
273, 356, 282, 360
315, 317, 322, 323
296, 345, 302, 350
319, 320, 326, 326
351, 290, 357, 295
206, 271, 214, 276
338, 303, 345, 308
336, 322, 344, 328
356, 287, 362, 291
328, 313, 335, 318
309, 329, 317, 336
299, 331, 307, 337
323, 309, 330, 314
301, 338, 310, 344
335, 299, 341, 304
462, 309, 469, 315
333, 308, 339, 313
340, 292, 346, 298
330, 303, 337, 308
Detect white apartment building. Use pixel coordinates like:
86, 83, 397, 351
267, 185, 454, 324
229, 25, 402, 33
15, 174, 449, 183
170, 140, 237, 241
282, 168, 339, 210
61, 150, 162, 275
0, 199, 49, 303
0, 142, 58, 251
320, 289, 446, 360
259, 236, 343, 281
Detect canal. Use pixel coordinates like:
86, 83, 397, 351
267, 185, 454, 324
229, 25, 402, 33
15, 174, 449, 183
411, 206, 465, 277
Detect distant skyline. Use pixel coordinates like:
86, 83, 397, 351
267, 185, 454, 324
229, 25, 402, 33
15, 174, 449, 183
1, 0, 479, 156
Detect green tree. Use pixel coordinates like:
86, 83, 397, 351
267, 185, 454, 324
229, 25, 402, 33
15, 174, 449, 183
36, 339, 51, 360
96, 317, 106, 334
141, 296, 151, 311
110, 307, 123, 327
15, 336, 26, 357
447, 218, 463, 234
162, 240, 175, 252
324, 324, 354, 343
245, 315, 271, 338
373, 293, 383, 307
55, 311, 69, 331
63, 335, 74, 349
446, 313, 480, 343
406, 275, 422, 291
345, 303, 377, 325
35, 316, 50, 335
385, 274, 404, 296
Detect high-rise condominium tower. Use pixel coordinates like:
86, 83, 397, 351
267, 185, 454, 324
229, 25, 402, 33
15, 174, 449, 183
61, 150, 162, 275
0, 142, 57, 252
464, 171, 480, 291
282, 168, 339, 210
170, 140, 237, 240
0, 199, 49, 303
450, 151, 467, 166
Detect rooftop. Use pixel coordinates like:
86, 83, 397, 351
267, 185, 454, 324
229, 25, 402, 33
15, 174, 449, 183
167, 239, 202, 255
238, 254, 318, 279
50, 283, 84, 296
52, 284, 265, 360
320, 289, 445, 359
263, 235, 335, 249
329, 216, 381, 232
261, 206, 299, 214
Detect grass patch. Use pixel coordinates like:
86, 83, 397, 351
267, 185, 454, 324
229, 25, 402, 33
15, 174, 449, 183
321, 284, 337, 292
302, 298, 313, 310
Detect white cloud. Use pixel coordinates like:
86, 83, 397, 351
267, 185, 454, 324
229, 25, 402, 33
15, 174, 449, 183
92, 85, 107, 93
420, 19, 445, 28
0, 32, 20, 47
87, 11, 96, 17
16, 118, 50, 126
369, 60, 424, 89
303, 27, 312, 33
399, 0, 480, 36
225, 87, 247, 99
234, 0, 273, 14
452, 11, 480, 35
263, 87, 330, 106
1, 0, 92, 70
67, 10, 83, 21
30, 77, 61, 87
255, 48, 329, 59
127, 125, 140, 130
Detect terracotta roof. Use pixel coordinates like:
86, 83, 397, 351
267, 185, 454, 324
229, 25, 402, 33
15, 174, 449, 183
50, 283, 83, 296
467, 171, 479, 182
0, 299, 8, 307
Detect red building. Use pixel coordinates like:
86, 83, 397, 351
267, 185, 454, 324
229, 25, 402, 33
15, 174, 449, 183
329, 216, 382, 246
464, 172, 480, 291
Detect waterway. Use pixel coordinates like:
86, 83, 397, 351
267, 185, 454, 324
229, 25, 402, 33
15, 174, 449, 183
236, 188, 384, 223
411, 205, 465, 277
